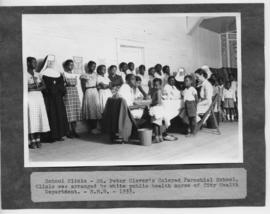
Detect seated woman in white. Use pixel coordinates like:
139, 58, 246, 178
163, 76, 181, 100
117, 74, 145, 119
194, 68, 213, 115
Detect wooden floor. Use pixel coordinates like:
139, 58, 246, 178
28, 122, 242, 166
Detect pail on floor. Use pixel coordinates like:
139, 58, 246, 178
138, 129, 152, 146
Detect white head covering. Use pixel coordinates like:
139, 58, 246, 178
40, 55, 61, 78
175, 67, 185, 82
201, 65, 212, 79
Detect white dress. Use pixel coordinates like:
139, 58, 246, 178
28, 71, 50, 134
163, 84, 180, 100
97, 75, 112, 114
138, 74, 149, 94
80, 73, 101, 120
149, 90, 167, 127
197, 79, 213, 114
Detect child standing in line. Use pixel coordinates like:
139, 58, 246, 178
148, 67, 156, 98
127, 62, 136, 75
138, 64, 149, 94
217, 78, 225, 121
27, 57, 50, 148
80, 61, 101, 134
222, 81, 236, 121
97, 64, 112, 116
62, 59, 82, 138
119, 62, 128, 82
154, 64, 164, 83
183, 75, 198, 136
149, 78, 165, 143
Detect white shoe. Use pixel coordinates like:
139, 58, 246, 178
91, 128, 101, 134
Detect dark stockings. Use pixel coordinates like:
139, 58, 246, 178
69, 121, 79, 138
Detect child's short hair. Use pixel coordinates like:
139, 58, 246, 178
139, 64, 145, 71
209, 78, 216, 86
184, 75, 193, 82
162, 65, 169, 71
63, 59, 73, 68
195, 68, 208, 79
225, 80, 231, 86
119, 62, 126, 69
155, 64, 162, 70
97, 65, 106, 74
119, 62, 124, 70
27, 56, 36, 63
168, 75, 175, 82
218, 78, 224, 84
153, 78, 162, 85
128, 62, 134, 67
148, 67, 155, 72
109, 65, 117, 71
126, 73, 135, 82
119, 62, 128, 70
135, 75, 142, 82
87, 60, 96, 68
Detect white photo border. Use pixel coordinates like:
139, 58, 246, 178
23, 12, 243, 167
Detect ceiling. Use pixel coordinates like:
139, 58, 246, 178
200, 17, 236, 34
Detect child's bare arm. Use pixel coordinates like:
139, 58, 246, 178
80, 79, 86, 93
195, 94, 198, 104
157, 90, 162, 105
138, 85, 147, 99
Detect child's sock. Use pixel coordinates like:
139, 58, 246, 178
227, 114, 230, 121
231, 114, 234, 121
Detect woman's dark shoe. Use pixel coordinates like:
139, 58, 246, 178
36, 138, 42, 148
66, 133, 73, 138
47, 138, 55, 143
36, 141, 42, 148
57, 138, 65, 141
73, 132, 80, 138
29, 142, 37, 149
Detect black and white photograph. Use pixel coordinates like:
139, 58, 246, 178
0, 0, 267, 211
23, 13, 242, 167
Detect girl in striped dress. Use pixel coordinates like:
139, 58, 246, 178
62, 59, 82, 138
27, 57, 50, 149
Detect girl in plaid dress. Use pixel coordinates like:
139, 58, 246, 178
63, 60, 82, 138
27, 57, 50, 149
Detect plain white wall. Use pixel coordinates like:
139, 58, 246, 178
22, 14, 221, 75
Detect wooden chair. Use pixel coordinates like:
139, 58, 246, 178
194, 94, 221, 135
